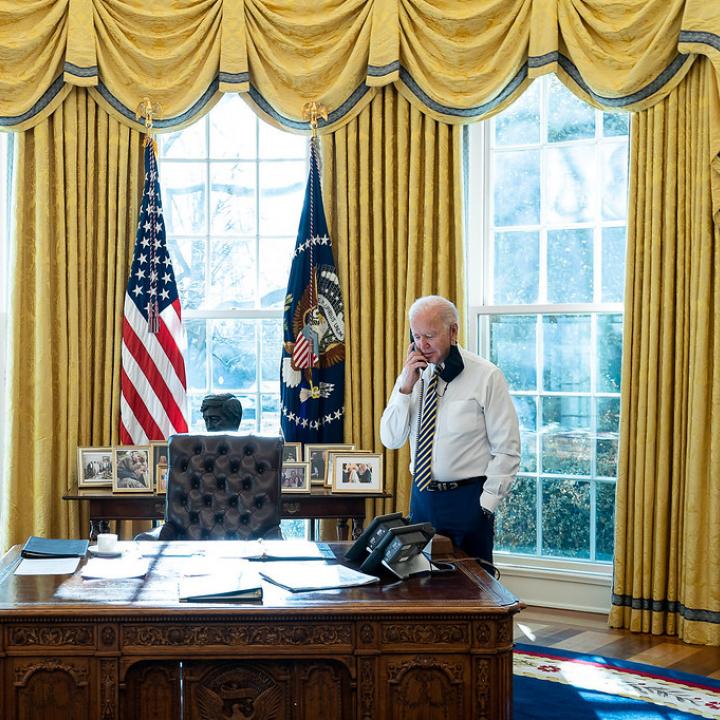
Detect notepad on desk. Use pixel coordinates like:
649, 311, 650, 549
259, 562, 379, 592
21, 536, 89, 559
178, 570, 263, 602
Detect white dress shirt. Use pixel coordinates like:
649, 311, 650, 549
380, 346, 521, 512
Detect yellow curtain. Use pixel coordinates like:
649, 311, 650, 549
609, 57, 720, 645
1, 1, 717, 134
0, 88, 142, 550
320, 86, 463, 523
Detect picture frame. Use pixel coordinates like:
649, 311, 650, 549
155, 463, 168, 494
112, 446, 153, 493
280, 462, 311, 493
330, 453, 384, 494
282, 442, 302, 463
150, 441, 169, 473
77, 447, 114, 488
304, 443, 356, 486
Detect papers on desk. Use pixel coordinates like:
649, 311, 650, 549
138, 540, 333, 561
178, 568, 263, 602
81, 557, 150, 579
259, 562, 379, 592
15, 557, 81, 575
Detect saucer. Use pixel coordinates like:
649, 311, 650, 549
88, 545, 122, 559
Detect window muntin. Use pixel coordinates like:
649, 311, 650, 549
470, 76, 629, 562
158, 95, 307, 433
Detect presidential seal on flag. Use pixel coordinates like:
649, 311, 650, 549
280, 137, 345, 443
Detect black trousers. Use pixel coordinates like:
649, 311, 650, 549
410, 479, 494, 564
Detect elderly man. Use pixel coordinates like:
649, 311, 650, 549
380, 295, 520, 564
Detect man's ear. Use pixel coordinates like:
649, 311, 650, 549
449, 322, 459, 344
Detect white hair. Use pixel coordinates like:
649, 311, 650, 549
408, 295, 459, 328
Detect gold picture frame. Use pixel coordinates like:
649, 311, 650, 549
282, 442, 303, 463
280, 462, 311, 493
77, 447, 114, 488
112, 445, 153, 493
330, 453, 384, 494
304, 444, 356, 486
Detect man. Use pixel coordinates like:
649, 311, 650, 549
116, 451, 148, 489
200, 393, 243, 432
380, 295, 520, 564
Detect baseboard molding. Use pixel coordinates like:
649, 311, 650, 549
497, 561, 612, 614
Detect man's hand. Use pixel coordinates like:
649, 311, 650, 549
399, 343, 428, 394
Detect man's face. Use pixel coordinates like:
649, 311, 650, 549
410, 308, 458, 366
203, 408, 225, 431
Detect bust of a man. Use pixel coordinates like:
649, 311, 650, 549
200, 393, 243, 432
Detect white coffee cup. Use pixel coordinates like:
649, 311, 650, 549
96, 533, 118, 553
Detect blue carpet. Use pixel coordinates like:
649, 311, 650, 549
514, 643, 720, 719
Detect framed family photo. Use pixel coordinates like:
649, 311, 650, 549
304, 444, 355, 486
282, 442, 302, 463
280, 462, 310, 493
330, 453, 384, 494
112, 446, 153, 493
77, 447, 114, 488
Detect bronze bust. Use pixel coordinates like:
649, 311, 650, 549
200, 393, 243, 432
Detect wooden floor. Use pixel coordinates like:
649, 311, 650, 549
514, 606, 720, 679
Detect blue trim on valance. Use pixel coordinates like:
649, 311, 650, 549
0, 74, 66, 127
247, 82, 372, 131
368, 61, 400, 78
679, 30, 720, 51
64, 61, 98, 78
530, 51, 690, 108
398, 64, 528, 118
94, 78, 220, 129
219, 71, 250, 84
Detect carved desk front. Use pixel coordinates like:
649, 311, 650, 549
0, 542, 522, 720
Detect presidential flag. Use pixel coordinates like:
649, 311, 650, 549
280, 137, 345, 443
120, 136, 189, 444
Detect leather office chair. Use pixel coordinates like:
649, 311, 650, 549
136, 433, 284, 541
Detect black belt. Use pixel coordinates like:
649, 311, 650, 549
425, 476, 486, 492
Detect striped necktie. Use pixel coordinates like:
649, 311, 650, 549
414, 368, 440, 492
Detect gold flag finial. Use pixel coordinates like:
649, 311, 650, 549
302, 101, 328, 137
135, 96, 162, 132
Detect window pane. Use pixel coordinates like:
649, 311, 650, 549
495, 476, 537, 554
542, 477, 591, 558
159, 123, 207, 159
545, 145, 593, 224
187, 394, 207, 432
259, 122, 308, 160
547, 76, 595, 142
547, 228, 593, 303
596, 481, 616, 561
601, 226, 626, 302
542, 315, 591, 392
163, 162, 207, 235
237, 394, 257, 432
261, 394, 281, 433
493, 150, 540, 226
261, 319, 283, 391
185, 319, 207, 391
206, 237, 256, 310
494, 82, 540, 146
171, 237, 205, 309
210, 161, 256, 236
209, 94, 257, 159
512, 395, 537, 473
489, 315, 537, 391
603, 112, 629, 137
493, 231, 539, 304
259, 236, 295, 308
259, 161, 306, 236
211, 319, 257, 391
602, 143, 629, 220
541, 396, 592, 475
597, 314, 623, 392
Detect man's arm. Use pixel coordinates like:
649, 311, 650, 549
479, 370, 521, 513
379, 380, 414, 449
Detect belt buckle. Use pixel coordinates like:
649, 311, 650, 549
445, 481, 458, 491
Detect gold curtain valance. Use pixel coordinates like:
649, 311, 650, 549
1, 0, 719, 134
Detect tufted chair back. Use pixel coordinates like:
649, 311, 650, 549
155, 433, 284, 541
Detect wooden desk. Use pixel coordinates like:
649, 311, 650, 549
0, 541, 522, 720
63, 486, 389, 542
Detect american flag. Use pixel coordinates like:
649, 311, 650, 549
120, 136, 189, 444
